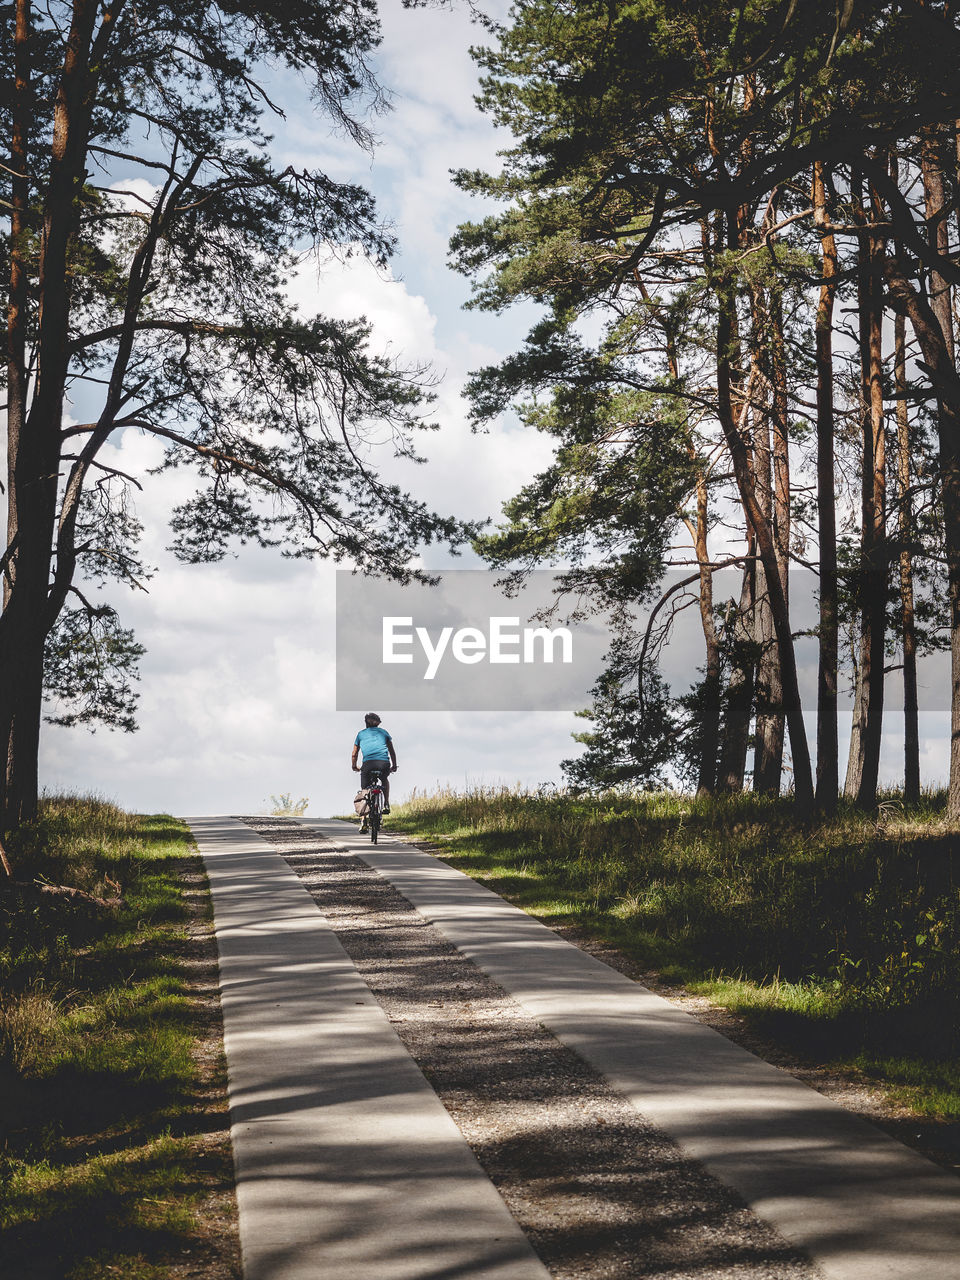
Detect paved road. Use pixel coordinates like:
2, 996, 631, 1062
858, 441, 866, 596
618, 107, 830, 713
188, 816, 550, 1280
191, 814, 960, 1280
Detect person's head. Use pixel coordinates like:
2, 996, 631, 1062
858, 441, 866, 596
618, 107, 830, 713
364, 712, 381, 727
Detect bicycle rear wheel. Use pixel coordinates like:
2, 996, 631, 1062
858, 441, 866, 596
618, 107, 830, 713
369, 791, 381, 844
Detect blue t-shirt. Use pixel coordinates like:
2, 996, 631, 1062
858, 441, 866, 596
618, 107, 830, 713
355, 726, 392, 761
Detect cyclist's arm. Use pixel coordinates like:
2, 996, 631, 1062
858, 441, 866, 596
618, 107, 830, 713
351, 744, 360, 772
388, 740, 397, 771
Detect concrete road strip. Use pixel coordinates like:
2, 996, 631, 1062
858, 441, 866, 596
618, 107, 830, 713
303, 817, 960, 1280
187, 816, 551, 1280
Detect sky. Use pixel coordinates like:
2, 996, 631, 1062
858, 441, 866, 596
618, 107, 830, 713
36, 0, 952, 816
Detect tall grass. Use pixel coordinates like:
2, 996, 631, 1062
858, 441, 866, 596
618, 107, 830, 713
390, 785, 960, 1117
0, 794, 237, 1279
268, 792, 309, 817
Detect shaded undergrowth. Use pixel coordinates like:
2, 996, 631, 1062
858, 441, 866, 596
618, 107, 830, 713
389, 786, 960, 1120
0, 795, 238, 1280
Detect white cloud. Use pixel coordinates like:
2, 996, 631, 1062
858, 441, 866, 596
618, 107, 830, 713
108, 177, 159, 211
288, 253, 437, 359
286, 250, 554, 532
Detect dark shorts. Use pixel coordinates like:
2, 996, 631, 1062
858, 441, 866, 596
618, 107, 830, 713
361, 759, 391, 788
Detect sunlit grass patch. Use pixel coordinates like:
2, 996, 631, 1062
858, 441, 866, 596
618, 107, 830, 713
857, 1055, 960, 1120
391, 784, 960, 1119
0, 1135, 205, 1279
1, 1133, 196, 1229
0, 795, 237, 1278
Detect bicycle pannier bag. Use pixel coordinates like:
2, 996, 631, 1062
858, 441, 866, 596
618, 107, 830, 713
354, 789, 369, 816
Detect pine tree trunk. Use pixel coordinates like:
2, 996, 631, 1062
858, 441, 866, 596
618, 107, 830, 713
2, 0, 39, 835
717, 560, 756, 793
844, 179, 886, 807
885, 256, 960, 821
749, 288, 776, 794
0, 624, 46, 830
715, 239, 814, 811
861, 216, 887, 808
5, 0, 29, 615
919, 125, 956, 797
707, 212, 756, 795
753, 563, 781, 792
0, 395, 61, 830
895, 311, 921, 803
692, 467, 721, 794
813, 162, 840, 813
894, 125, 957, 808
660, 282, 721, 796
921, 124, 955, 365
754, 284, 789, 796
844, 219, 869, 801
844, 648, 867, 799
1, 0, 99, 831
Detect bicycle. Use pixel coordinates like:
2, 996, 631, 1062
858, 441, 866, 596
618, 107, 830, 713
365, 769, 387, 844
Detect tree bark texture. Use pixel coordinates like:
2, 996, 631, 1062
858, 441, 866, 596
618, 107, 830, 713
685, 455, 721, 795
5, 0, 30, 614
717, 560, 756, 793
660, 281, 722, 797
895, 310, 921, 802
884, 255, 960, 821
707, 211, 756, 796
753, 283, 789, 795
921, 124, 955, 365
813, 161, 840, 813
844, 180, 887, 807
0, 0, 100, 830
715, 231, 814, 811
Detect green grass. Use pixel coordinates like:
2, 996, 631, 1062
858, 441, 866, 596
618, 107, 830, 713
0, 795, 237, 1279
388, 785, 960, 1120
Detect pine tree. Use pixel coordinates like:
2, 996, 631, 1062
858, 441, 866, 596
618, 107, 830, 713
453, 0, 960, 813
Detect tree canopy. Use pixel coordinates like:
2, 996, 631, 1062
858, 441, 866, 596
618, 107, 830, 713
1, 0, 465, 832
453, 0, 960, 813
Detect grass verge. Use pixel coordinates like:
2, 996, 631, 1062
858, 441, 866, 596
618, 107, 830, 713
388, 786, 960, 1127
0, 795, 239, 1280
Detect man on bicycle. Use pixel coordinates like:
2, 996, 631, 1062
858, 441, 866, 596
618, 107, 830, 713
352, 712, 397, 817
